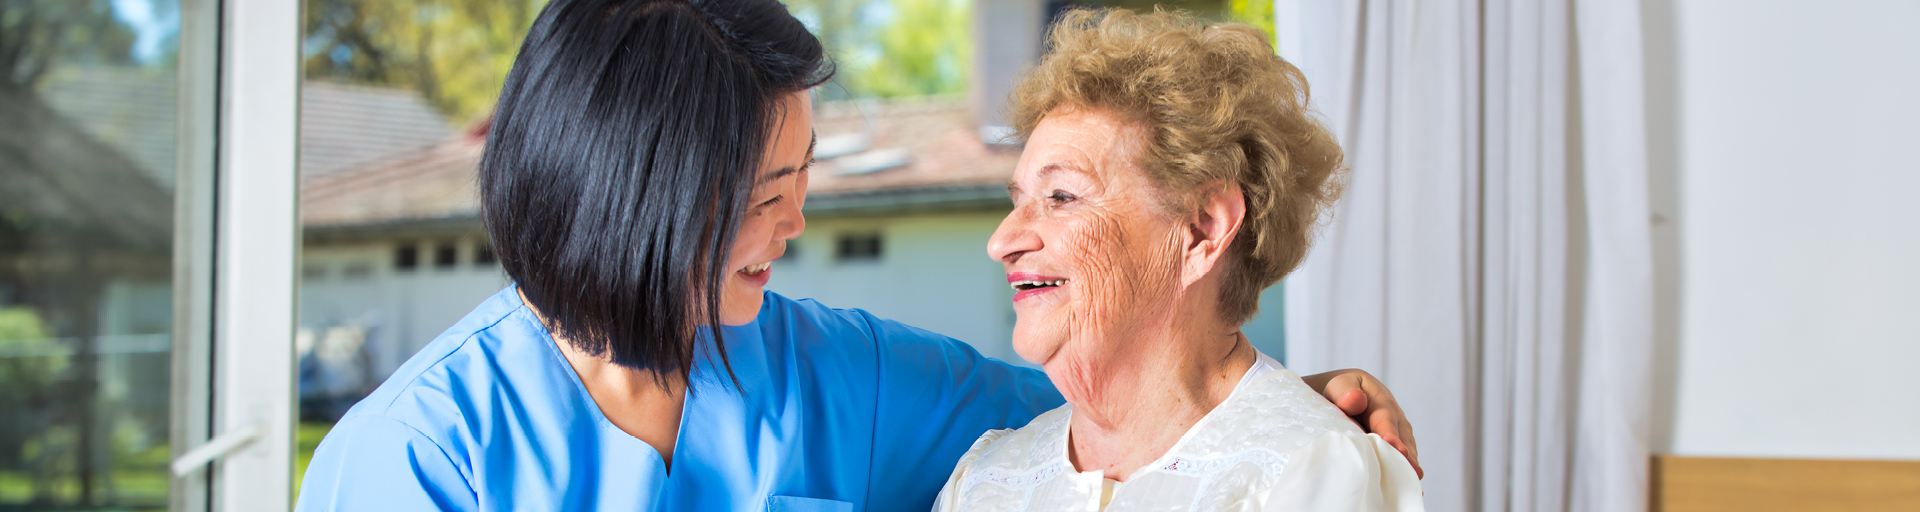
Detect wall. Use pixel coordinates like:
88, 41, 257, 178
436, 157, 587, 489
1660, 0, 1920, 459
772, 211, 1027, 362
299, 237, 508, 379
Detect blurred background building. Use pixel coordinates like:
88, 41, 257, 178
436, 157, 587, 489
2, 0, 1916, 510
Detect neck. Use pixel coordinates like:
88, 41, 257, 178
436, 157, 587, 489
521, 289, 688, 470
1053, 317, 1256, 481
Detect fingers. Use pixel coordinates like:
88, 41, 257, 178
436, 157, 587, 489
1367, 407, 1423, 479
1336, 388, 1369, 417
1305, 370, 1367, 415
1301, 368, 1424, 479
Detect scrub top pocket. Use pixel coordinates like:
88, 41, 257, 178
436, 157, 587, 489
766, 496, 854, 512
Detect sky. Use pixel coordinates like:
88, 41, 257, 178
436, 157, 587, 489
111, 0, 180, 64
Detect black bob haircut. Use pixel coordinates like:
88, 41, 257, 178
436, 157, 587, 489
481, 0, 831, 384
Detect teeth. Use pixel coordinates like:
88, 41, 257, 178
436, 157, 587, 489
742, 262, 771, 274
1009, 280, 1067, 290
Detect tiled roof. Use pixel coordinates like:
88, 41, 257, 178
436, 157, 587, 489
300, 81, 451, 180
300, 131, 485, 227
39, 66, 178, 188
0, 85, 172, 252
299, 97, 1017, 229
805, 97, 1019, 196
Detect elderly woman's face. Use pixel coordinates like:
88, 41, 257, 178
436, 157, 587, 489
989, 106, 1188, 365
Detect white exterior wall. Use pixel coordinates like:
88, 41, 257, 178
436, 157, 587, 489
1659, 0, 1920, 459
299, 237, 508, 379
769, 211, 1027, 363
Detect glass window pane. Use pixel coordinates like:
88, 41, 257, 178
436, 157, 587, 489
0, 0, 182, 508
295, 0, 539, 490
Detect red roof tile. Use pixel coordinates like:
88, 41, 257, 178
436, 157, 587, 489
299, 98, 1017, 228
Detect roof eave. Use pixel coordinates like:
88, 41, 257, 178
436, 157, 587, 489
801, 182, 1010, 218
300, 182, 1014, 243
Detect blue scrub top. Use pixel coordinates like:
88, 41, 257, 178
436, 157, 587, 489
295, 286, 1063, 511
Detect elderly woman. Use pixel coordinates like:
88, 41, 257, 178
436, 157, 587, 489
935, 9, 1423, 511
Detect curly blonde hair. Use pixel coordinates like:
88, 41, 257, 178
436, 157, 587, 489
1011, 8, 1347, 325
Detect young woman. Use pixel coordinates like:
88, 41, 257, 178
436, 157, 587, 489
294, 1, 1419, 510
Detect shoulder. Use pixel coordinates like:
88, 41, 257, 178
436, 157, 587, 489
1222, 379, 1426, 512
933, 405, 1084, 511
1222, 368, 1371, 447
338, 286, 567, 446
1133, 370, 1426, 510
754, 291, 948, 348
1158, 369, 1368, 482
298, 415, 480, 511
949, 405, 1072, 479
752, 291, 1029, 379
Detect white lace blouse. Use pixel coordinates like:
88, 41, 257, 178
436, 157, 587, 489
932, 352, 1424, 511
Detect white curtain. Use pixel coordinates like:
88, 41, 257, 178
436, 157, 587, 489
1275, 1, 1654, 511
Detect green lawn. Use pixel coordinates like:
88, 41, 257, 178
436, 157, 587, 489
0, 421, 337, 508
0, 436, 170, 509
293, 421, 335, 499
0, 469, 169, 510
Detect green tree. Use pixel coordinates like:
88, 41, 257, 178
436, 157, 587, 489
303, 0, 546, 125
786, 0, 972, 100
303, 0, 972, 112
1227, 0, 1274, 48
0, 307, 65, 395
0, 0, 138, 93
846, 0, 971, 98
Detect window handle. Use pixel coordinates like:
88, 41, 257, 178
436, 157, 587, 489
170, 423, 263, 477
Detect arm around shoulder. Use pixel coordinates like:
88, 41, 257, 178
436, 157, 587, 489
1252, 432, 1425, 512
295, 416, 477, 512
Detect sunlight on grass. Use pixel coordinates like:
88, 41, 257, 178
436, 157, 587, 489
293, 421, 335, 500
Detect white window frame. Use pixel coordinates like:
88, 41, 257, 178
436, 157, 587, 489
169, 0, 301, 510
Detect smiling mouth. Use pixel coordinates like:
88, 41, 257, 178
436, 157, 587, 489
1010, 279, 1066, 292
740, 262, 771, 275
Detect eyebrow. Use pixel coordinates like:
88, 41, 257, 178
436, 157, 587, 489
759, 132, 817, 185
1006, 163, 1082, 196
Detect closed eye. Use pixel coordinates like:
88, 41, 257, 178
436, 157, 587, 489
756, 196, 784, 209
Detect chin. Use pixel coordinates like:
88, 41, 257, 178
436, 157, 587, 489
718, 289, 764, 326
1009, 324, 1060, 365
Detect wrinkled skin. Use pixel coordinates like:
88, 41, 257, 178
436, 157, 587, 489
990, 106, 1200, 427
989, 105, 1424, 479
990, 105, 1262, 478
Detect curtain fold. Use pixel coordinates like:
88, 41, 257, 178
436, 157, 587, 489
1276, 1, 1653, 511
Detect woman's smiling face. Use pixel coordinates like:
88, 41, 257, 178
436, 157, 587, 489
988, 105, 1189, 366
719, 91, 813, 325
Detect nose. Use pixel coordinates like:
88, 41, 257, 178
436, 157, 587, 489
775, 192, 806, 242
988, 205, 1040, 264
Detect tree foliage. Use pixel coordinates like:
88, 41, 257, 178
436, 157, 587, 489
302, 0, 973, 120
303, 0, 544, 125
1226, 0, 1274, 48
788, 0, 972, 100
0, 0, 138, 93
845, 0, 970, 98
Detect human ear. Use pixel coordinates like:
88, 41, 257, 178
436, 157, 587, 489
1181, 181, 1246, 286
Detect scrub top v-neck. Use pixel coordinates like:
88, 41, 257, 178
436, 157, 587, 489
295, 286, 1064, 511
